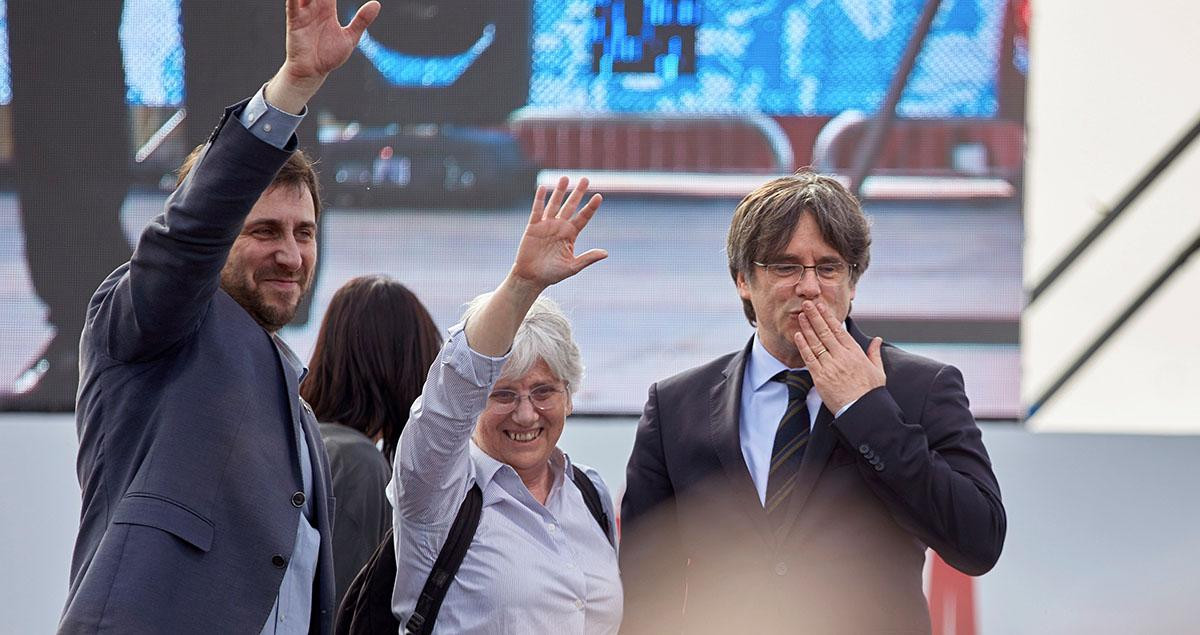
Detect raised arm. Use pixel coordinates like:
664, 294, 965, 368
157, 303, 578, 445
93, 0, 378, 361
394, 177, 607, 523
265, 0, 380, 114
465, 176, 607, 355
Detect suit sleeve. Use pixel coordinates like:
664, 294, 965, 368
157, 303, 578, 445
87, 102, 296, 362
830, 363, 1006, 575
619, 382, 686, 634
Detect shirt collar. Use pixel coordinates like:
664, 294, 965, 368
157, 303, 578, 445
271, 332, 309, 383
746, 333, 794, 393
747, 324, 848, 392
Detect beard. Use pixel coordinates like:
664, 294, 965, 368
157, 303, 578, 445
220, 265, 311, 332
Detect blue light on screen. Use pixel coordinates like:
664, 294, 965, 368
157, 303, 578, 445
358, 23, 497, 87
0, 0, 10, 105
0, 0, 185, 107
0, 0, 1005, 116
531, 0, 1005, 116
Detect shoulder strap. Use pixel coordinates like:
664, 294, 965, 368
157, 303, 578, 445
571, 465, 613, 545
403, 469, 608, 634
405, 483, 484, 635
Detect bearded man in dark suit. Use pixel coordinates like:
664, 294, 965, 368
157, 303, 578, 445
59, 1, 379, 632
619, 171, 1006, 634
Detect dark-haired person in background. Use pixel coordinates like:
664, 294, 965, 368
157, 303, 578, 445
300, 274, 442, 605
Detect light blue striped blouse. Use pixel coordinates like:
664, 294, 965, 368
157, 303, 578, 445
387, 324, 622, 634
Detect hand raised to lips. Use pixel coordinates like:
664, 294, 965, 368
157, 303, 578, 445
792, 300, 885, 414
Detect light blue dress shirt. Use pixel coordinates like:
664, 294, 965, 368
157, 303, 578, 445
261, 334, 321, 635
388, 324, 623, 634
739, 333, 856, 506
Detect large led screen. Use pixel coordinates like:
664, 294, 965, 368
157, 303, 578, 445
0, 0, 1026, 416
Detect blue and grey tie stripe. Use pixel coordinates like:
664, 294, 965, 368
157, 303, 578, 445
765, 369, 814, 518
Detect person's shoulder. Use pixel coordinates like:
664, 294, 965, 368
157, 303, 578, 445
878, 341, 968, 402
880, 341, 951, 376
571, 461, 609, 488
570, 461, 615, 507
320, 423, 387, 465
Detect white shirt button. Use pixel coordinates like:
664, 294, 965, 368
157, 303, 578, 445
574, 599, 584, 610
547, 523, 558, 532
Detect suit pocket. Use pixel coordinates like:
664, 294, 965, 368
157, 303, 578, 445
112, 493, 215, 552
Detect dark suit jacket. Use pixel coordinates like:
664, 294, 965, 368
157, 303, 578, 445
620, 318, 1005, 634
59, 104, 336, 634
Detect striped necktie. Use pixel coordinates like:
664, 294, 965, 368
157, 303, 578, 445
765, 369, 814, 520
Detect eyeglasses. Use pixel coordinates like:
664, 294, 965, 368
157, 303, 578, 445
753, 260, 856, 284
487, 385, 566, 414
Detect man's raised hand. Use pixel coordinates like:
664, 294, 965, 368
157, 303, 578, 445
267, 0, 381, 114
509, 177, 608, 291
794, 300, 885, 414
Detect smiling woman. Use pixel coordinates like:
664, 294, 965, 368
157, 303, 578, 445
388, 177, 622, 634
467, 297, 578, 503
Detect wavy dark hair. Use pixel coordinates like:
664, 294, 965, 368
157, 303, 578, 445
300, 275, 441, 462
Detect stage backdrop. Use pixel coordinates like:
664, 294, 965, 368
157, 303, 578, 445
0, 0, 1026, 416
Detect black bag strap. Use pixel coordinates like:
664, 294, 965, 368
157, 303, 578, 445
405, 483, 483, 635
404, 466, 612, 634
571, 464, 613, 545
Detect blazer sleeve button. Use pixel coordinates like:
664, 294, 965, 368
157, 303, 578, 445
858, 444, 870, 455
272, 554, 287, 568
291, 491, 306, 508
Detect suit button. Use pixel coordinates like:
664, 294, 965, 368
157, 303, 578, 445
874, 463, 885, 472
858, 444, 870, 455
291, 491, 306, 507
272, 554, 287, 568
774, 561, 788, 576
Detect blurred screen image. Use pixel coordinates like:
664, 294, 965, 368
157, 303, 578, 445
0, 0, 1026, 415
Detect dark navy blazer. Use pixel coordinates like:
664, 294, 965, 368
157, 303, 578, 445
620, 317, 1007, 634
60, 103, 336, 634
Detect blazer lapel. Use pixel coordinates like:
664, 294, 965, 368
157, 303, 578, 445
272, 342, 307, 485
709, 338, 774, 547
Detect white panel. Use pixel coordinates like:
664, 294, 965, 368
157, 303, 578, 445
1022, 0, 1200, 431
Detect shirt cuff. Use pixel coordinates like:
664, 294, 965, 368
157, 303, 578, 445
238, 84, 305, 149
442, 322, 509, 388
835, 397, 858, 418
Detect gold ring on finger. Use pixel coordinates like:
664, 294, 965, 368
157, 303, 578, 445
814, 347, 828, 358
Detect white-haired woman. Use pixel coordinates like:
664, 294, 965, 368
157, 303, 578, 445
389, 177, 621, 633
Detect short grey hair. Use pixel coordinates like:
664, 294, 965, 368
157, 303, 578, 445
462, 294, 584, 398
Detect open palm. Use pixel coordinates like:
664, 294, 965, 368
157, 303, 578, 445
511, 177, 608, 288
284, 0, 380, 80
